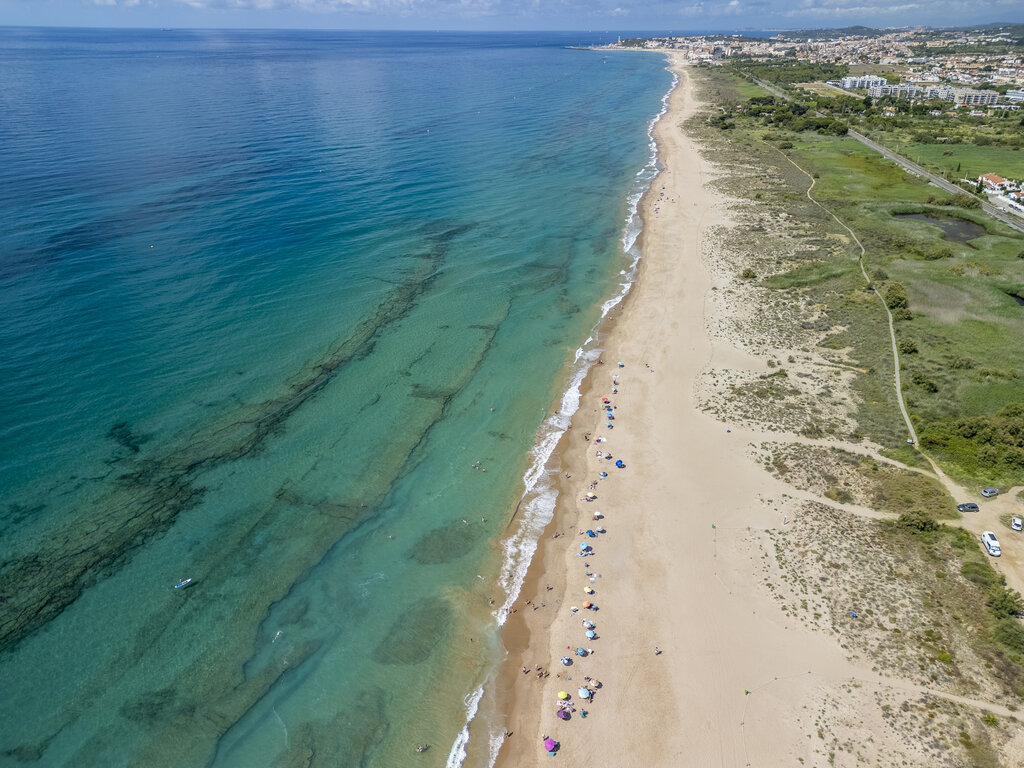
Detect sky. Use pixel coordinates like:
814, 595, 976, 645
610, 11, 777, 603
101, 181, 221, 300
1, 0, 1023, 32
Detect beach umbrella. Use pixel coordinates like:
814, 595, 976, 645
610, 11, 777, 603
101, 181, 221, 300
585, 492, 596, 499
578, 688, 591, 698
583, 620, 594, 629
561, 657, 571, 666
579, 542, 589, 550
556, 709, 570, 721
585, 630, 596, 639
570, 606, 579, 612
583, 601, 592, 609
543, 738, 557, 751
575, 647, 586, 656
586, 530, 596, 537
557, 692, 569, 700
584, 587, 594, 594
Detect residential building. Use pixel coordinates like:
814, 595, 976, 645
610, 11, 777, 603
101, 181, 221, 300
954, 89, 999, 105
979, 173, 1011, 191
868, 83, 923, 99
840, 75, 887, 90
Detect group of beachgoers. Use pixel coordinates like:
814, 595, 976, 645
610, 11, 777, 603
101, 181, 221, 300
540, 362, 630, 758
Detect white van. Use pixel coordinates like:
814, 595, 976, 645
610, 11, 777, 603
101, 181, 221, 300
981, 531, 1001, 557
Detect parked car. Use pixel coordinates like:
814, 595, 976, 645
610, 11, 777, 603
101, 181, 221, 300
1013, 517, 1023, 532
982, 531, 1001, 557
982, 488, 1000, 498
957, 503, 980, 513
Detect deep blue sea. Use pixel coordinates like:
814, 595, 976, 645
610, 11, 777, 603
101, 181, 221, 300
0, 27, 670, 767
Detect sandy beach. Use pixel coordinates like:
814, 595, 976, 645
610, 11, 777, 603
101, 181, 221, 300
489, 52, 1024, 767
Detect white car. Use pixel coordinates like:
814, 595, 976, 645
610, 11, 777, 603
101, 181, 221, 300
982, 531, 1001, 557
1012, 517, 1023, 532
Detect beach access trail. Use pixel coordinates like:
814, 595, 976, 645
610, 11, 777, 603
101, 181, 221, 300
493, 54, 866, 767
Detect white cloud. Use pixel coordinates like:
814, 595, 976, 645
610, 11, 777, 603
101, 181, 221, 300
607, 6, 627, 15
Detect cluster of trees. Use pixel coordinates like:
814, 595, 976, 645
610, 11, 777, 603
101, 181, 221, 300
740, 96, 849, 135
737, 61, 847, 86
919, 403, 1024, 472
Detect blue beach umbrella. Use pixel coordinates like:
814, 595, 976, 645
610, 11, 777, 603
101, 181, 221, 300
585, 630, 596, 639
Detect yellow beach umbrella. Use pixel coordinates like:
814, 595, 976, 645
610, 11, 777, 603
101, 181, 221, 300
584, 587, 594, 594
557, 691, 569, 700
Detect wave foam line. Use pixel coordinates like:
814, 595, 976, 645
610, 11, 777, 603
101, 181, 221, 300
448, 60, 678, 768
445, 684, 485, 768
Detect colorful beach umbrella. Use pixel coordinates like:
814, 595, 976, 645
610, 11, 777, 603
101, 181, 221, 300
556, 709, 570, 721
585, 630, 596, 639
584, 587, 594, 594
557, 691, 569, 700
578, 688, 591, 698
579, 542, 588, 550
583, 601, 592, 609
543, 738, 557, 751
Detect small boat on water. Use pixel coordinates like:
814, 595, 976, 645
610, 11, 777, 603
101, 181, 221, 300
174, 577, 193, 589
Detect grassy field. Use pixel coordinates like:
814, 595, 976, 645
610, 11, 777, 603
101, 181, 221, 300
879, 140, 1024, 184
711, 69, 1024, 487
692, 68, 1024, 719
690, 69, 1024, 731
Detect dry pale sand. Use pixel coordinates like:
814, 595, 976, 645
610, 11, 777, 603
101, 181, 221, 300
489, 53, 1024, 768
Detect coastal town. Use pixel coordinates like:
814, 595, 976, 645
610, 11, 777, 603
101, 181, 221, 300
615, 24, 1024, 219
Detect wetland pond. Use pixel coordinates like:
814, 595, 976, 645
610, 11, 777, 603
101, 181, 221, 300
894, 212, 988, 243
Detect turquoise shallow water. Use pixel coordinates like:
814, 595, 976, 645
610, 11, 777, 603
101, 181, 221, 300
0, 28, 669, 767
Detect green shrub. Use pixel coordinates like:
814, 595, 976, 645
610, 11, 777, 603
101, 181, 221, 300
885, 283, 908, 310
898, 339, 918, 354
897, 510, 938, 533
950, 193, 982, 209
911, 372, 939, 393
961, 561, 1001, 588
741, 267, 756, 279
992, 618, 1024, 654
987, 584, 1024, 619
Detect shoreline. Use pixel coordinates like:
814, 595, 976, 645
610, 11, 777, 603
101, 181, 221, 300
487, 50, 698, 766
487, 52, 856, 767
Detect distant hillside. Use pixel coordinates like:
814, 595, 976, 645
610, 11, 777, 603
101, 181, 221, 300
772, 26, 884, 41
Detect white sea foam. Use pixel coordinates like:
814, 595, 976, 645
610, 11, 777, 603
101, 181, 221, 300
487, 723, 507, 767
445, 684, 484, 768
448, 60, 678, 768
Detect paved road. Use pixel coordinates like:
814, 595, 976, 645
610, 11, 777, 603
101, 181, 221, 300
745, 75, 1024, 235
849, 130, 1024, 234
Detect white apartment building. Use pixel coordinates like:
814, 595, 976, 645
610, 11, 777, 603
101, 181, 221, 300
868, 83, 923, 99
840, 75, 887, 90
954, 89, 999, 105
